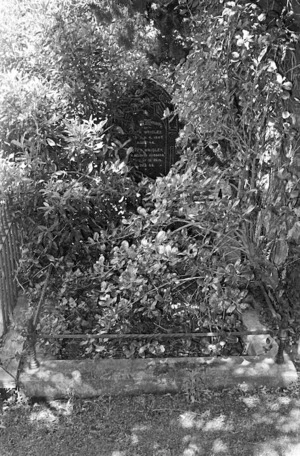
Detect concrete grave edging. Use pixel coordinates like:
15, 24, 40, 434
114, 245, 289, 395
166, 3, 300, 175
1, 295, 298, 398
18, 354, 297, 399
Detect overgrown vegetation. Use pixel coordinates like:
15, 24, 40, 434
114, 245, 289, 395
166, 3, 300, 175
1, 0, 300, 359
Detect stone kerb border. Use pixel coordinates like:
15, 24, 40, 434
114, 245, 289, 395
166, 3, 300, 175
18, 355, 297, 400
1, 296, 298, 398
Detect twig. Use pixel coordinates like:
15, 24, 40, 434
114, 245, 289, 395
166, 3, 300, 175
257, 281, 278, 320
0, 362, 16, 381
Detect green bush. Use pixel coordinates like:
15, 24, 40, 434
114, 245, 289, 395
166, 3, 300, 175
33, 154, 252, 358
3, 0, 300, 360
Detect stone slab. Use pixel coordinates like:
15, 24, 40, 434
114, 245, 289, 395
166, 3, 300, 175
242, 308, 278, 357
0, 294, 29, 388
19, 354, 297, 399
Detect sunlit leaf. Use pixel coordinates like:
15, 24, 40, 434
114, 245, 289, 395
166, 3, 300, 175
46, 138, 56, 147
156, 230, 166, 243
243, 205, 256, 216
11, 139, 23, 148
271, 239, 288, 266
288, 222, 300, 242
282, 81, 292, 91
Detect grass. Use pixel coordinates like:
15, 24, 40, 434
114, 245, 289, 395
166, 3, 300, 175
1, 384, 300, 456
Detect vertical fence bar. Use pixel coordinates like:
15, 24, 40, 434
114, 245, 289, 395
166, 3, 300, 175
3, 205, 12, 316
5, 239, 14, 318
6, 228, 15, 304
0, 203, 6, 334
0, 252, 6, 335
5, 208, 16, 316
0, 248, 8, 334
1, 202, 8, 323
0, 200, 21, 337
11, 217, 21, 272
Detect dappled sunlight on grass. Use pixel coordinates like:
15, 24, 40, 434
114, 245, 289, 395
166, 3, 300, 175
1, 390, 300, 456
29, 408, 59, 427
182, 442, 202, 456
276, 407, 300, 433
211, 438, 229, 454
241, 396, 260, 408
203, 415, 230, 432
284, 443, 300, 456
278, 397, 293, 406
48, 399, 74, 415
253, 438, 300, 456
29, 398, 74, 429
252, 410, 280, 425
177, 410, 234, 432
130, 432, 139, 445
130, 423, 151, 446
178, 411, 204, 429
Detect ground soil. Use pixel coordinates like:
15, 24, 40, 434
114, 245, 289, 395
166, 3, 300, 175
1, 384, 300, 456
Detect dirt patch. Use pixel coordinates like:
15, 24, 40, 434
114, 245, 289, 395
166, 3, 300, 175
1, 385, 300, 456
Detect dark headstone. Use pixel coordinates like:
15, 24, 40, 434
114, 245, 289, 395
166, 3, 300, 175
112, 79, 179, 179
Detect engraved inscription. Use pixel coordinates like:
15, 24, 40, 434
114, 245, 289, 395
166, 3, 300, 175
112, 79, 179, 179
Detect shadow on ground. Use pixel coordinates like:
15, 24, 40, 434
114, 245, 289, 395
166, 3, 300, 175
1, 386, 300, 456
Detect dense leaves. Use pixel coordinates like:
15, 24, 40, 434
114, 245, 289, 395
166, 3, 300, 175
1, 0, 300, 359
174, 1, 300, 322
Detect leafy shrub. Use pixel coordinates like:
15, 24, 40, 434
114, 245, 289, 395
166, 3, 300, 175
172, 1, 300, 322
4, 0, 300, 360
33, 153, 252, 358
0, 69, 60, 158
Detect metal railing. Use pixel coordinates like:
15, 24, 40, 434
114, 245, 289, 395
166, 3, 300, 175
0, 201, 20, 336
